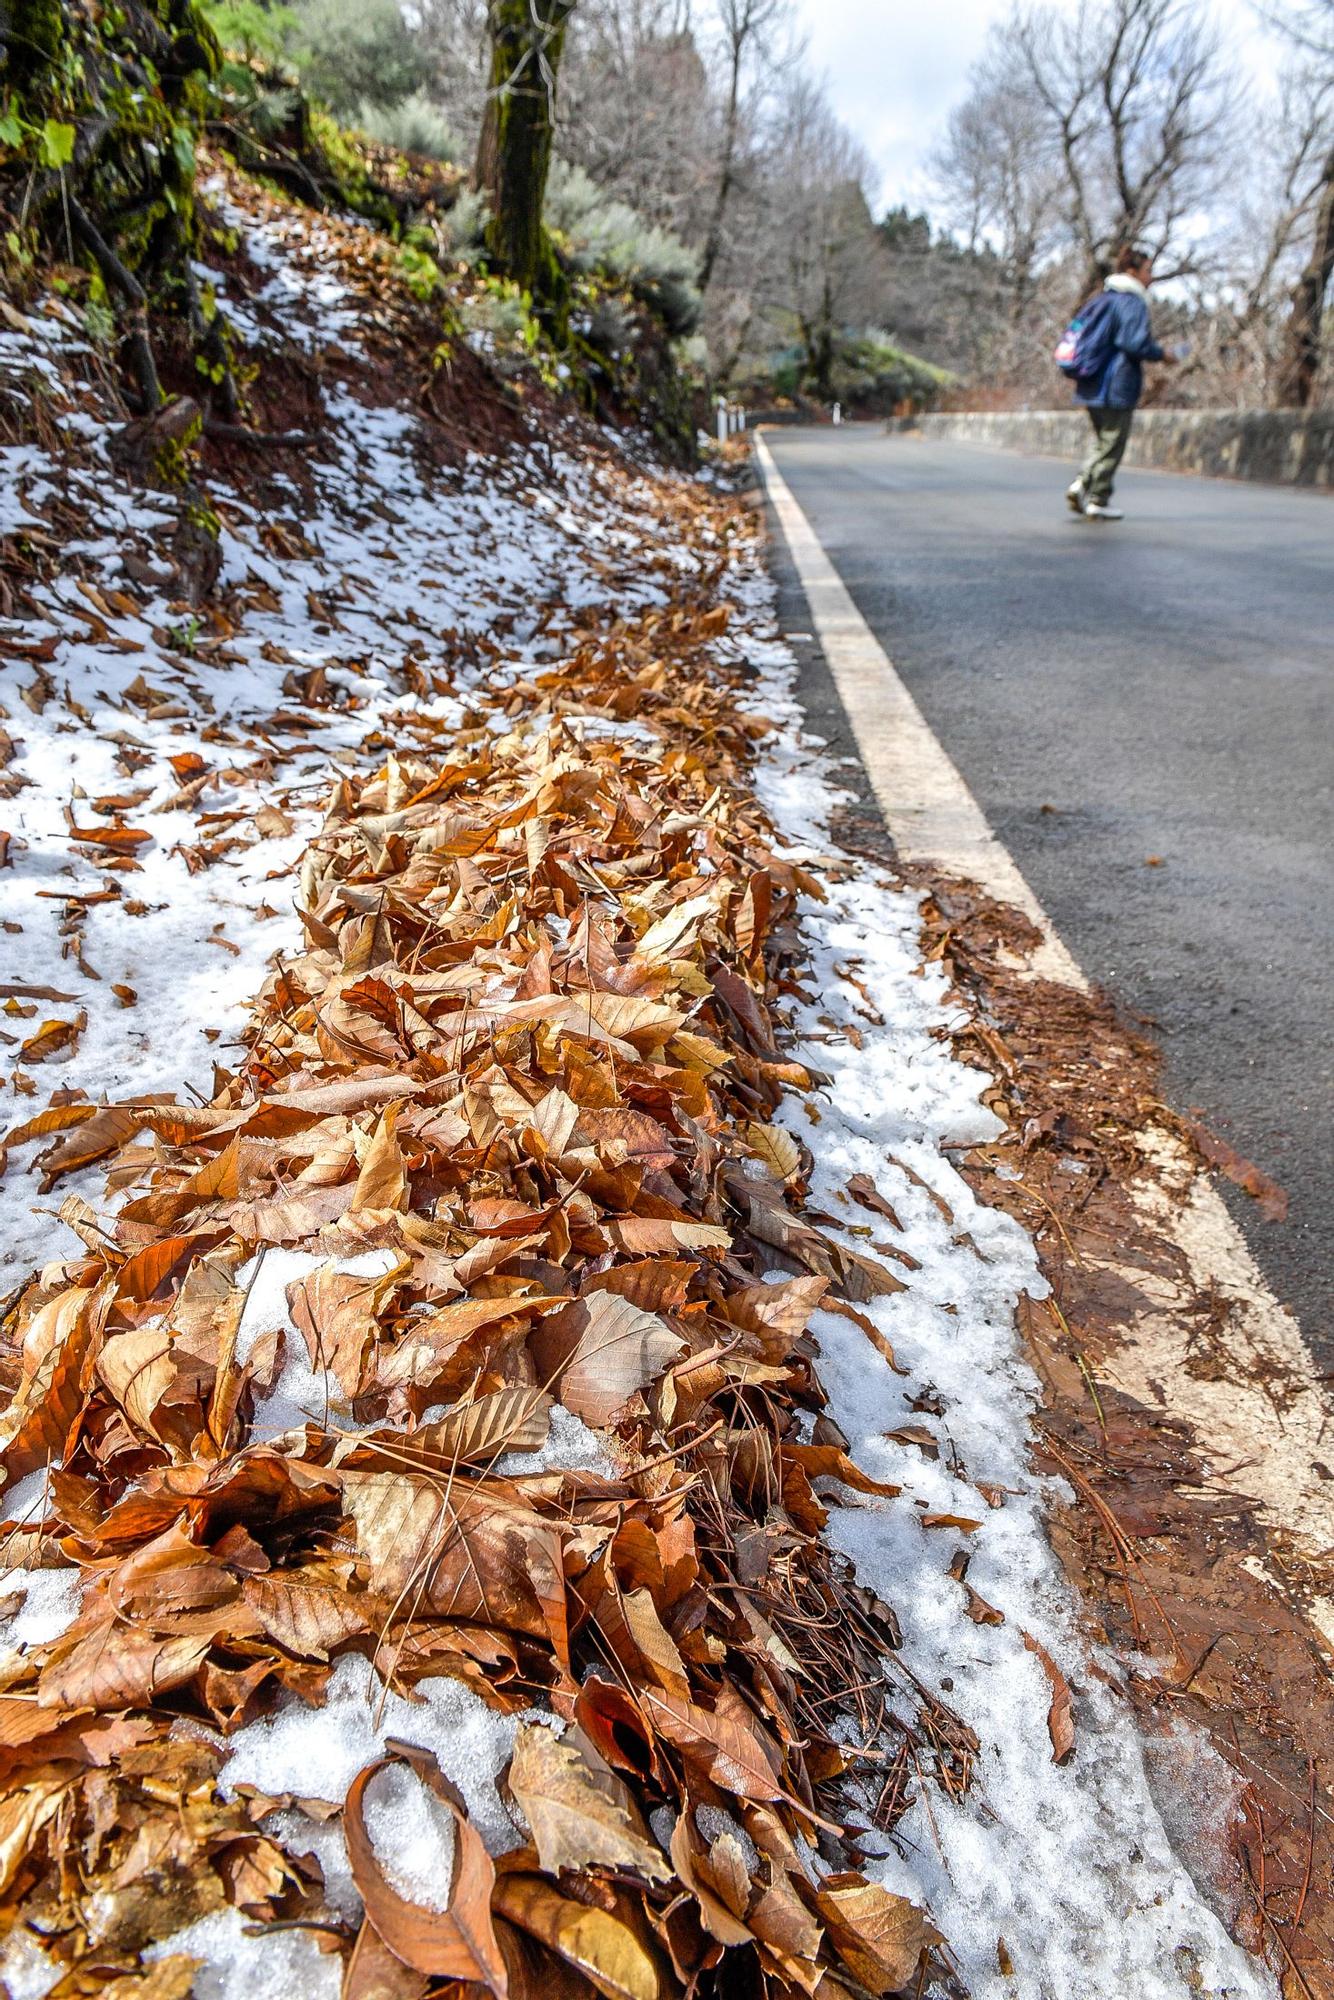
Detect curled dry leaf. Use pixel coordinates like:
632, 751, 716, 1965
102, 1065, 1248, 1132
815, 1875, 929, 1995
1022, 1632, 1076, 1764
532, 1290, 684, 1428
743, 1121, 802, 1182
416, 1386, 553, 1467
345, 1751, 508, 1992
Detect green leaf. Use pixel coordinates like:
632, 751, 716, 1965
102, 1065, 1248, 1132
39, 120, 76, 169
0, 110, 25, 150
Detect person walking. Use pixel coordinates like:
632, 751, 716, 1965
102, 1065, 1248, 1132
1064, 246, 1172, 522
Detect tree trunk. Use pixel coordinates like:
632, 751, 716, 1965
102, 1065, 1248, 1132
475, 0, 574, 311
1275, 143, 1334, 409
807, 276, 835, 401
697, 39, 742, 296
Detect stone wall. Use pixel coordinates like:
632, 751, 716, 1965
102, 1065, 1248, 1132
894, 409, 1334, 487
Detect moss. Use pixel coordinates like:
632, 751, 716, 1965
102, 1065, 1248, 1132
8, 0, 66, 85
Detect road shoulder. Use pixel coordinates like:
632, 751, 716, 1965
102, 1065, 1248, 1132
756, 431, 1334, 1996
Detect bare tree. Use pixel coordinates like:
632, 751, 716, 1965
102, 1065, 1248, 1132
1011, 0, 1235, 292
558, 0, 715, 240
697, 0, 782, 293
933, 38, 1063, 323
761, 75, 885, 397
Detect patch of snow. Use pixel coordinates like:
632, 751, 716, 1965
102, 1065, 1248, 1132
363, 1760, 457, 1911
234, 1247, 397, 1440
143, 1906, 340, 2000
0, 1927, 61, 2000
0, 1566, 82, 1651
260, 1807, 361, 1924
1, 1464, 58, 1526
219, 1651, 527, 1857
496, 1399, 621, 1478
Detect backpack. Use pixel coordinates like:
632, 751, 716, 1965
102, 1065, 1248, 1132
1054, 291, 1116, 380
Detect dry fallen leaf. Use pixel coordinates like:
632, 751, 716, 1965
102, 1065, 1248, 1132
1023, 1631, 1076, 1763
344, 1751, 508, 1992
507, 1723, 671, 1883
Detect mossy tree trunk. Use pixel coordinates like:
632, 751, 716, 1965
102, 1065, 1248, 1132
474, 0, 574, 317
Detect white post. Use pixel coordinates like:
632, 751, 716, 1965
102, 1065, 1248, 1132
739, 408, 747, 432
832, 401, 842, 427
717, 399, 727, 446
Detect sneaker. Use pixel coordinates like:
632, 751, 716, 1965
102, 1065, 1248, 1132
1084, 500, 1123, 520
1065, 479, 1086, 514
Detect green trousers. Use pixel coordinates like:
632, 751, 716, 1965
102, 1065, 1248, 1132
1080, 407, 1135, 503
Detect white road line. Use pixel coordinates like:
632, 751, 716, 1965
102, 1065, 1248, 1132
755, 436, 1084, 988
757, 431, 1334, 1618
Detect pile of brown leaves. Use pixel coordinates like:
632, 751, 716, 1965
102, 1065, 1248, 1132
0, 580, 971, 1995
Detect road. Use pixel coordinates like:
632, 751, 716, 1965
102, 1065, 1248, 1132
763, 426, 1334, 1356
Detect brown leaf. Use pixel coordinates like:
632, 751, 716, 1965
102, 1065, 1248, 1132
493, 1873, 662, 2000
0, 1279, 111, 1481
1023, 1632, 1076, 1763
506, 1724, 670, 1882
2, 1101, 96, 1147
816, 1876, 928, 1994
242, 1569, 370, 1660
531, 1291, 684, 1427
641, 1686, 785, 1802
116, 1232, 204, 1303
352, 1103, 409, 1213
1182, 1117, 1288, 1223
0, 1775, 74, 1893
341, 1471, 568, 1652
36, 1103, 143, 1189
416, 1387, 552, 1467
20, 1013, 86, 1063
743, 1122, 801, 1182
39, 1618, 211, 1712
344, 1752, 507, 1993
287, 1260, 395, 1398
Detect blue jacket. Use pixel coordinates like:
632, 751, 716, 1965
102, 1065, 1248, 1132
1074, 279, 1164, 409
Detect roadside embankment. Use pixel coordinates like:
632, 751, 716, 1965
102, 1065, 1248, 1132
894, 408, 1334, 486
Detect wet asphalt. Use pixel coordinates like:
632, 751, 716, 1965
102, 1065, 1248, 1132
761, 425, 1334, 1366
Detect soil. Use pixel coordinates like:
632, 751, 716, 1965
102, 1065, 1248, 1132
828, 797, 1334, 2000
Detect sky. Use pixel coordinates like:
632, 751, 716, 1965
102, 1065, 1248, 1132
790, 0, 1281, 218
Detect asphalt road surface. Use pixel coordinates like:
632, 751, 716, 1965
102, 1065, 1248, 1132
763, 426, 1334, 1359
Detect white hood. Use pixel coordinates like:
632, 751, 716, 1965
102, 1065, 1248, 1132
1105, 272, 1149, 299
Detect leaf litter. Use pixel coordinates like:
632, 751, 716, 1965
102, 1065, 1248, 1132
0, 165, 1276, 2000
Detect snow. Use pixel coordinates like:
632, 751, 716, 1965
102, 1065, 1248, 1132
0, 212, 678, 1283
234, 1247, 397, 1440
220, 1650, 527, 1857
143, 1907, 340, 2000
735, 597, 1273, 2000
1, 1464, 58, 1528
0, 1566, 82, 1651
363, 1761, 457, 1911
496, 1398, 621, 1478
0, 1929, 61, 2000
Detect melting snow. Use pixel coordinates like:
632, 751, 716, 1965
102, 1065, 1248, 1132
739, 601, 1273, 2000
219, 1650, 528, 1857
